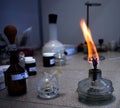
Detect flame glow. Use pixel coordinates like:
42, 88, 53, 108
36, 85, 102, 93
80, 19, 99, 63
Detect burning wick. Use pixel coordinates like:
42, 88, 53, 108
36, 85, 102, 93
92, 57, 98, 70
91, 57, 98, 81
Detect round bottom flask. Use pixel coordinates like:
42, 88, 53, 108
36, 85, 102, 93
42, 14, 65, 65
77, 69, 114, 104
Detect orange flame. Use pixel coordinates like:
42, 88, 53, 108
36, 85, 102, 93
80, 19, 99, 63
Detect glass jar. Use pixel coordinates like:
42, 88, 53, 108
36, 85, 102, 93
25, 57, 37, 76
42, 53, 55, 67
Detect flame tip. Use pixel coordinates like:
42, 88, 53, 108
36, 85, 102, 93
80, 19, 99, 63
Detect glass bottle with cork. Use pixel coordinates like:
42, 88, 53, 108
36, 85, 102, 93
4, 25, 28, 96
42, 13, 66, 66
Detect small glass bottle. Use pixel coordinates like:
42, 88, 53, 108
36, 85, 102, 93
0, 68, 5, 90
4, 50, 28, 96
25, 57, 37, 76
43, 52, 55, 67
19, 51, 25, 69
54, 51, 66, 66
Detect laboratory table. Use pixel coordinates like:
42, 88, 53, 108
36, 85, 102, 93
0, 50, 120, 108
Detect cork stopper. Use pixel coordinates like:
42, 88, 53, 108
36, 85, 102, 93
49, 14, 57, 24
4, 25, 17, 44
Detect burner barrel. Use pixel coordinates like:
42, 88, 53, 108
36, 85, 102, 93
89, 69, 101, 81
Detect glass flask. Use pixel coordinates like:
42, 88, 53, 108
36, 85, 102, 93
77, 69, 114, 104
37, 70, 59, 99
42, 14, 65, 64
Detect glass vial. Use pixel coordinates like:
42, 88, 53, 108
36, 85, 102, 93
0, 68, 5, 90
54, 52, 66, 66
43, 53, 55, 67
19, 51, 25, 69
25, 57, 37, 76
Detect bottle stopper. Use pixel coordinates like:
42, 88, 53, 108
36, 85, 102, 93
49, 14, 57, 24
4, 25, 17, 44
